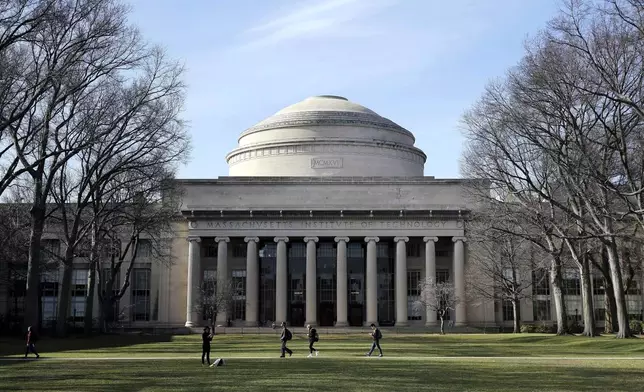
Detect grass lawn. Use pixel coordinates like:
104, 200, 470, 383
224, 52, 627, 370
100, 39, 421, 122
1, 333, 644, 391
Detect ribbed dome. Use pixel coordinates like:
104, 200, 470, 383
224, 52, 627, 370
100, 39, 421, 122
226, 96, 426, 177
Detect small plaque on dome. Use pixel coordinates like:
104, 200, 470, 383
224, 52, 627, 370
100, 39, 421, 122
311, 157, 343, 169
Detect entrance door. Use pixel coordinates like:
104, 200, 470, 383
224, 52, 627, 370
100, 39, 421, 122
318, 302, 335, 326
290, 304, 305, 326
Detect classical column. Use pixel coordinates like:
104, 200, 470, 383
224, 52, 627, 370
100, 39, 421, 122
453, 236, 467, 326
423, 237, 438, 326
274, 237, 289, 325
364, 237, 379, 326
334, 237, 349, 327
394, 237, 409, 327
244, 237, 259, 327
304, 237, 319, 326
185, 236, 201, 327
215, 237, 230, 323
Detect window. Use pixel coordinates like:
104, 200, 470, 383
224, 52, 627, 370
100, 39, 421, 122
42, 239, 61, 260
533, 299, 551, 321
233, 243, 247, 258
562, 269, 580, 295
594, 308, 606, 322
377, 242, 394, 326
288, 243, 306, 326
259, 243, 276, 324
502, 300, 514, 321
436, 250, 449, 257
131, 268, 151, 321
71, 269, 88, 320
137, 239, 152, 258
532, 270, 550, 295
231, 270, 246, 320
406, 243, 421, 258
100, 239, 121, 259
407, 270, 421, 321
41, 269, 59, 322
204, 244, 217, 258
592, 277, 605, 295
436, 269, 449, 284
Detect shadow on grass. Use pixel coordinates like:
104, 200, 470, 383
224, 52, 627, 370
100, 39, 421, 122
0, 333, 174, 357
1, 358, 643, 391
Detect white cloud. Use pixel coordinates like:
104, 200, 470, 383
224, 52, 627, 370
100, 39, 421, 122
239, 0, 398, 49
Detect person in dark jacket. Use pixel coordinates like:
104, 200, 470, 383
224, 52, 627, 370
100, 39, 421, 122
201, 326, 213, 366
24, 326, 40, 359
366, 323, 383, 357
306, 324, 319, 357
279, 322, 293, 358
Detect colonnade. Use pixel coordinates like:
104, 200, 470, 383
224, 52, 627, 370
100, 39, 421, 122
184, 235, 467, 327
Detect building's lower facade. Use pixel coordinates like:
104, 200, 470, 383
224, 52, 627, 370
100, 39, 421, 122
2, 95, 643, 331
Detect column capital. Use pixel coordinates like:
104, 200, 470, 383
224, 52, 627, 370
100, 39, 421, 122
304, 236, 319, 243
423, 236, 439, 243
452, 236, 467, 243
244, 236, 259, 243
364, 236, 380, 243
334, 237, 350, 243
274, 236, 289, 243
394, 236, 409, 243
215, 236, 230, 243
186, 236, 201, 243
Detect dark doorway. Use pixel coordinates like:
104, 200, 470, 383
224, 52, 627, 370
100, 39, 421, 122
290, 304, 305, 327
317, 242, 336, 327
377, 241, 395, 326
319, 302, 335, 326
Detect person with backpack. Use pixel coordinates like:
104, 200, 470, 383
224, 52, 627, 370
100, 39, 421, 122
366, 323, 383, 357
279, 322, 293, 358
306, 324, 319, 357
24, 326, 40, 359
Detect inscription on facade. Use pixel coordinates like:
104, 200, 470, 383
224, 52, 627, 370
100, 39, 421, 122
311, 157, 343, 169
202, 220, 464, 230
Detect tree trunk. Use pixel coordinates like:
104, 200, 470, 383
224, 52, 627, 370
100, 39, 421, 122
84, 227, 99, 336
605, 242, 632, 338
512, 297, 521, 333
24, 200, 46, 330
579, 257, 596, 337
56, 249, 75, 337
550, 256, 569, 335
440, 316, 445, 335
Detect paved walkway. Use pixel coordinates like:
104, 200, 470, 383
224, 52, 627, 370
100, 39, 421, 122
2, 356, 644, 361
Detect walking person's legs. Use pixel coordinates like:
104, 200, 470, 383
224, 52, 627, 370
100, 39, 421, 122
375, 341, 383, 356
367, 341, 377, 356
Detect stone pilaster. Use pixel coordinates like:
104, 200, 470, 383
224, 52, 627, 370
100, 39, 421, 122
334, 237, 349, 327
185, 236, 201, 327
244, 237, 259, 326
364, 236, 379, 326
274, 237, 289, 325
394, 236, 409, 327
304, 236, 319, 326
423, 237, 438, 326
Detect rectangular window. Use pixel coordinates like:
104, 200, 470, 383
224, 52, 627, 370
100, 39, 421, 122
232, 243, 247, 258
562, 269, 581, 295
407, 270, 421, 320
594, 308, 606, 322
532, 270, 550, 295
406, 243, 421, 258
71, 269, 88, 320
533, 299, 551, 321
502, 300, 514, 321
436, 269, 449, 284
42, 239, 61, 260
137, 239, 152, 258
436, 250, 449, 257
592, 277, 605, 295
231, 269, 246, 320
131, 268, 151, 321
101, 239, 121, 259
41, 269, 59, 322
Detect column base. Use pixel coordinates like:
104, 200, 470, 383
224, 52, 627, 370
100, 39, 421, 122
334, 321, 349, 327
185, 321, 196, 327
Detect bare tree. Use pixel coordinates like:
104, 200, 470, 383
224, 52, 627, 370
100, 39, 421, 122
467, 213, 539, 333
196, 277, 236, 329
415, 278, 460, 335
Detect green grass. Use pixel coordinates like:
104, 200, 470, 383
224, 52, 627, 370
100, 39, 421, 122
1, 334, 644, 391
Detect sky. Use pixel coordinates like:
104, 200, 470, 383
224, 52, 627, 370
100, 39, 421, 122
129, 0, 562, 180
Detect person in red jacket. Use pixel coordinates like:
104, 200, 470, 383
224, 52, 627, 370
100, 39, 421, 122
25, 326, 40, 359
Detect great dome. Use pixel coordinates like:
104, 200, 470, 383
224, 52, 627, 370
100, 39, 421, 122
226, 95, 427, 177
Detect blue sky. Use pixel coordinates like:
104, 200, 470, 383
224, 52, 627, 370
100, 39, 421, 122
129, 0, 561, 179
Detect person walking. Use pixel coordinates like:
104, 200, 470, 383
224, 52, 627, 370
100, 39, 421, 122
366, 323, 383, 357
201, 326, 213, 366
24, 326, 40, 359
279, 322, 293, 358
306, 324, 319, 357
